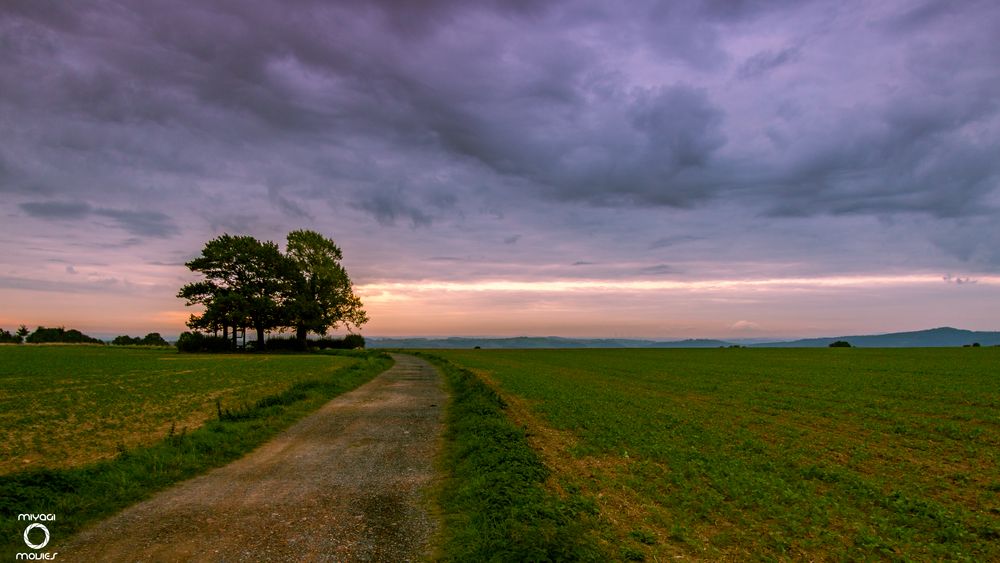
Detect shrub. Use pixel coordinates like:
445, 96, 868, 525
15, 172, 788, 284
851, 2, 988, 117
342, 334, 365, 349
113, 333, 168, 346
264, 336, 305, 352
176, 332, 232, 353
829, 340, 852, 348
310, 335, 366, 350
142, 333, 169, 346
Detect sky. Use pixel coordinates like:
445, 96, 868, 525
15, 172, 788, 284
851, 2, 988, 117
2, 0, 999, 340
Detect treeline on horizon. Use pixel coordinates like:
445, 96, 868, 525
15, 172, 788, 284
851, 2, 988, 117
0, 326, 103, 345
0, 326, 169, 346
0, 325, 366, 351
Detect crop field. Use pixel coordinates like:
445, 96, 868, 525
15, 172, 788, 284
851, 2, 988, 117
0, 345, 358, 475
435, 348, 1000, 561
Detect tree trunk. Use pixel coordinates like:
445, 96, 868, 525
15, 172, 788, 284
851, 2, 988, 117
296, 325, 308, 350
222, 324, 228, 342
255, 323, 266, 351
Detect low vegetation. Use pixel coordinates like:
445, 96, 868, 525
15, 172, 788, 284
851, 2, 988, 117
0, 346, 391, 558
435, 348, 1000, 561
419, 353, 602, 561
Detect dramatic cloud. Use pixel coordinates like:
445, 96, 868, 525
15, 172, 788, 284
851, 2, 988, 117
19, 201, 92, 220
737, 45, 801, 80
19, 201, 178, 238
2, 0, 999, 337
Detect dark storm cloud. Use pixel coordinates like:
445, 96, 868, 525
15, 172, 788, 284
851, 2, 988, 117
20, 201, 92, 219
19, 201, 178, 238
364, 0, 554, 37
267, 184, 312, 220
3, 0, 733, 215
93, 209, 179, 238
878, 0, 960, 33
649, 235, 702, 250
737, 45, 801, 79
2, 0, 999, 272
0, 274, 122, 294
353, 190, 433, 228
640, 264, 677, 275
762, 92, 1000, 219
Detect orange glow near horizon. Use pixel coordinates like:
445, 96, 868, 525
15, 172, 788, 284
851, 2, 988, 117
356, 273, 1000, 296
3, 273, 997, 339
352, 273, 1000, 337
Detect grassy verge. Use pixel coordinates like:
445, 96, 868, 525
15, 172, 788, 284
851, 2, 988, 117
417, 352, 603, 561
0, 350, 392, 558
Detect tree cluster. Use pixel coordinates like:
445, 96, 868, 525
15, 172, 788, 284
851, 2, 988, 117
24, 326, 104, 344
177, 230, 367, 351
112, 333, 169, 346
0, 325, 28, 344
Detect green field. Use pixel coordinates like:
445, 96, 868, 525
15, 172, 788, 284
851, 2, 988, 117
434, 348, 1000, 561
0, 345, 391, 557
0, 346, 359, 475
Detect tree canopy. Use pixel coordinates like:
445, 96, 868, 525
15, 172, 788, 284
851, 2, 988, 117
284, 229, 368, 346
112, 333, 169, 346
177, 231, 367, 350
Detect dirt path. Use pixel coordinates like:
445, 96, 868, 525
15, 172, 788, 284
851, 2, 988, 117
59, 353, 445, 562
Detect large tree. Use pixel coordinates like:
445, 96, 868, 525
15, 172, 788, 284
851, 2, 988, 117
178, 234, 295, 350
284, 229, 368, 348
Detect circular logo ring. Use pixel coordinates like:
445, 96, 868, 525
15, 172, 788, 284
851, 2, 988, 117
23, 523, 50, 550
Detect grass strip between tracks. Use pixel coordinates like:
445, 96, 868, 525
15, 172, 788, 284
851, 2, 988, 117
418, 352, 603, 562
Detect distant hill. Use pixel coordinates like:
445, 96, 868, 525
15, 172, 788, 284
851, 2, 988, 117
752, 327, 1000, 348
367, 327, 1000, 349
367, 336, 734, 349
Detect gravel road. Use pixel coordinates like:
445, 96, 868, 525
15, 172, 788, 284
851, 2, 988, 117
59, 353, 445, 562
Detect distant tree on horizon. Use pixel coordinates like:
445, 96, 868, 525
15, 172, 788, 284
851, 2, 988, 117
142, 332, 169, 346
111, 333, 169, 346
829, 340, 852, 348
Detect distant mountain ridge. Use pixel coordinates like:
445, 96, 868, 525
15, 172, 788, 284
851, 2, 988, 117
367, 336, 732, 349
368, 327, 999, 349
751, 327, 1000, 348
